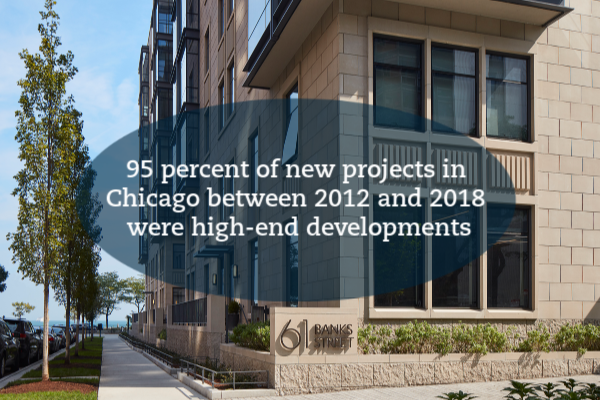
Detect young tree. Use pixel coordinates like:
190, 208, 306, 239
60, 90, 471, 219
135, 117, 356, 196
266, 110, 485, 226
98, 271, 123, 330
0, 265, 7, 293
12, 302, 35, 318
7, 0, 82, 380
71, 166, 102, 354
120, 275, 145, 315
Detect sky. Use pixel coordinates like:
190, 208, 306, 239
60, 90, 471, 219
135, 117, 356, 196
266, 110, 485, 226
0, 0, 151, 324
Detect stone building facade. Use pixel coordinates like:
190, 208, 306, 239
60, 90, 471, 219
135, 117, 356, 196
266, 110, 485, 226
134, 0, 600, 388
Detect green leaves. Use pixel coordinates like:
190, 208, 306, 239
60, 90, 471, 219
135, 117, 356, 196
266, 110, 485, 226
437, 391, 477, 400
358, 322, 600, 357
230, 321, 270, 352
12, 301, 35, 318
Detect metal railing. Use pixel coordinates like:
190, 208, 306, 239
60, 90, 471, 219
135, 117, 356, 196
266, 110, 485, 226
120, 333, 178, 368
182, 359, 269, 390
172, 297, 207, 325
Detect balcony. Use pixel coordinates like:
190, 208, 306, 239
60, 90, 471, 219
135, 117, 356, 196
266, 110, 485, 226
243, 0, 332, 88
243, 0, 571, 89
172, 297, 207, 326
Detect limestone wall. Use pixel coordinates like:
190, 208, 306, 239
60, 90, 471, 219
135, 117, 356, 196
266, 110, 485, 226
221, 342, 600, 395
166, 325, 223, 360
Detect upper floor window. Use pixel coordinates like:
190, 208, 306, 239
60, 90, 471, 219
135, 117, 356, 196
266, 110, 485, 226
218, 81, 225, 131
227, 0, 234, 20
156, 40, 173, 83
204, 28, 210, 75
173, 244, 185, 269
227, 62, 235, 118
250, 131, 259, 193
157, 2, 173, 34
431, 45, 477, 136
219, 0, 225, 38
281, 84, 298, 166
486, 53, 529, 142
374, 36, 423, 131
204, 106, 210, 154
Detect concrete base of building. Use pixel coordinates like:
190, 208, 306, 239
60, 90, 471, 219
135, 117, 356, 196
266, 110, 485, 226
220, 343, 600, 395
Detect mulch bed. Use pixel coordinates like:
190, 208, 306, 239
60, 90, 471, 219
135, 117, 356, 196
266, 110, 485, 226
49, 363, 101, 370
0, 381, 97, 394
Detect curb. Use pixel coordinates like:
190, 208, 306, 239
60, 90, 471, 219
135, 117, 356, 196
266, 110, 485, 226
177, 371, 277, 399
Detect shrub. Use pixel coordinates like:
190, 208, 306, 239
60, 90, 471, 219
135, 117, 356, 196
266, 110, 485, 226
515, 325, 551, 353
230, 321, 270, 352
158, 329, 167, 340
228, 300, 240, 314
452, 323, 511, 355
554, 323, 600, 355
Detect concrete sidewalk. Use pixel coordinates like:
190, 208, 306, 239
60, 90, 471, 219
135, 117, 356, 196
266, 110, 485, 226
98, 334, 203, 400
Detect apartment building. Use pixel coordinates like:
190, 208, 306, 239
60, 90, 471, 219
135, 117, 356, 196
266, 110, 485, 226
134, 0, 600, 389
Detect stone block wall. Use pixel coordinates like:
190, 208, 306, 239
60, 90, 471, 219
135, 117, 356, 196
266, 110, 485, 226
166, 325, 223, 360
220, 343, 600, 395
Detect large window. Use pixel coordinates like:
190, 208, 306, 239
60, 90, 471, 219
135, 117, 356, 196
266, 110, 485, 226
204, 106, 210, 155
486, 53, 529, 141
431, 45, 477, 136
374, 36, 423, 131
373, 198, 424, 308
156, 40, 173, 83
250, 239, 258, 305
487, 205, 530, 309
248, 0, 270, 56
250, 131, 259, 193
227, 62, 235, 118
219, 0, 225, 38
157, 2, 173, 34
432, 205, 479, 308
282, 84, 299, 166
219, 80, 225, 131
172, 288, 185, 305
285, 218, 299, 307
173, 244, 185, 269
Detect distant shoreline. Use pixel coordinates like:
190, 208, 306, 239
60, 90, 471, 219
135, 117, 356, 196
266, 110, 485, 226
30, 319, 130, 329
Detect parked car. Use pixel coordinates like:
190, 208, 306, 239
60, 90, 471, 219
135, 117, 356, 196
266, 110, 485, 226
0, 319, 19, 378
37, 328, 59, 354
50, 327, 66, 349
3, 318, 41, 365
53, 325, 76, 344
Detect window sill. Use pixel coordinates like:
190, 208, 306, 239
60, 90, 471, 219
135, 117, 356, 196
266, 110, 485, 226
369, 307, 538, 320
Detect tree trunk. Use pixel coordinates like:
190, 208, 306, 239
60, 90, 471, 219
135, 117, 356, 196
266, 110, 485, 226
81, 315, 85, 350
42, 277, 50, 381
106, 313, 108, 332
64, 284, 71, 364
90, 317, 94, 341
75, 308, 80, 357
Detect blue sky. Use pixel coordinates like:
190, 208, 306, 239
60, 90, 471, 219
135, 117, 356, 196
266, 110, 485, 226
0, 0, 150, 323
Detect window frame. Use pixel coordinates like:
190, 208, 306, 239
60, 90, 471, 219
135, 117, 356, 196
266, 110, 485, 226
430, 42, 480, 137
485, 50, 532, 143
373, 34, 425, 132
486, 204, 533, 311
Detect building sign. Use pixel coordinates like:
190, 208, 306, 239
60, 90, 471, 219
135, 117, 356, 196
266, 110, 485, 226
271, 307, 358, 356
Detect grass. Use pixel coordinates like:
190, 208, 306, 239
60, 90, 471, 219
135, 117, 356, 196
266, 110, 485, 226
0, 392, 97, 399
49, 358, 101, 365
22, 368, 100, 378
20, 337, 103, 379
